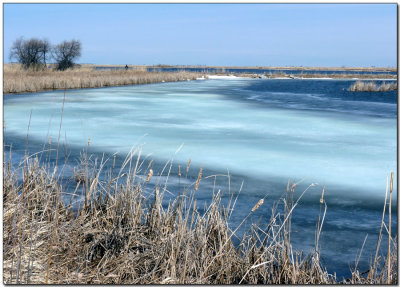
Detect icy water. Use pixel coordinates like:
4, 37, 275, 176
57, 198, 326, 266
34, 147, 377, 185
3, 78, 397, 278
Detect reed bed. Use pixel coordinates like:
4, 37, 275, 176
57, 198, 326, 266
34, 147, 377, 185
3, 147, 397, 284
226, 72, 396, 79
3, 64, 203, 94
5, 63, 396, 95
295, 72, 396, 79
149, 65, 397, 72
349, 81, 398, 92
263, 72, 396, 79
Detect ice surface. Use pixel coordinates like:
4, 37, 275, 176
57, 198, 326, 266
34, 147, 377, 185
4, 79, 396, 198
207, 75, 248, 79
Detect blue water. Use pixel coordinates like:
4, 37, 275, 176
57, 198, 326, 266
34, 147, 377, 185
3, 78, 397, 279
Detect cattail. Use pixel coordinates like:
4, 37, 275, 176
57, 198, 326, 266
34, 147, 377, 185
320, 186, 325, 204
251, 199, 264, 212
390, 172, 393, 193
48, 136, 52, 145
178, 165, 181, 177
147, 160, 153, 170
146, 169, 153, 183
186, 158, 192, 175
194, 166, 203, 191
88, 137, 91, 147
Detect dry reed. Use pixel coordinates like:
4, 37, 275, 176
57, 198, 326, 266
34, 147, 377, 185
156, 65, 396, 73
3, 64, 203, 94
228, 72, 396, 79
295, 73, 396, 80
349, 81, 398, 92
3, 148, 397, 284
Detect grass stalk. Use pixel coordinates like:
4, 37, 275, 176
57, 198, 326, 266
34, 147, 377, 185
387, 172, 394, 283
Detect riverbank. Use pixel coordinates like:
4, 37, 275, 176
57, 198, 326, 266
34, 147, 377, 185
3, 149, 396, 284
227, 72, 397, 80
3, 64, 203, 94
103, 64, 397, 73
4, 64, 396, 94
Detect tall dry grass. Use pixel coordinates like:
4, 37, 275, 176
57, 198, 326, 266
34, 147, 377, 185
3, 64, 203, 94
349, 81, 398, 92
267, 72, 396, 80
150, 65, 397, 73
3, 146, 397, 284
5, 63, 396, 95
229, 71, 396, 79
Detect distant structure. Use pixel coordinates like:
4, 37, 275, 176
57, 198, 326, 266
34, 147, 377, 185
125, 64, 129, 70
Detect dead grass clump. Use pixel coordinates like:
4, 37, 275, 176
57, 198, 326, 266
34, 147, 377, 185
349, 81, 398, 92
3, 149, 397, 284
72, 152, 98, 185
378, 82, 398, 92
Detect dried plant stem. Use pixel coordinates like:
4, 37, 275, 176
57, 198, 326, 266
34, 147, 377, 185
369, 175, 389, 280
194, 166, 203, 191
387, 172, 394, 283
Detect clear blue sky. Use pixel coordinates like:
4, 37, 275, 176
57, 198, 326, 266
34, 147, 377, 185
3, 3, 397, 67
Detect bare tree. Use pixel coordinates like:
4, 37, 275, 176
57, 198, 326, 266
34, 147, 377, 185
40, 39, 51, 66
10, 37, 50, 69
53, 40, 82, 71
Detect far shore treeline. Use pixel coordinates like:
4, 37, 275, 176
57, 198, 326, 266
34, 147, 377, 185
9, 37, 81, 71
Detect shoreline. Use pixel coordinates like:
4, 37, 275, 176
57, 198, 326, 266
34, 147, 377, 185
206, 74, 397, 81
89, 63, 397, 72
3, 64, 397, 95
3, 66, 203, 94
4, 74, 397, 95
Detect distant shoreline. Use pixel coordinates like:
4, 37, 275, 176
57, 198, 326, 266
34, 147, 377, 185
85, 63, 397, 72
3, 63, 397, 95
206, 74, 397, 81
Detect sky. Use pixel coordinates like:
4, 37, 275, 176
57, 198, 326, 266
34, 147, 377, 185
3, 3, 397, 67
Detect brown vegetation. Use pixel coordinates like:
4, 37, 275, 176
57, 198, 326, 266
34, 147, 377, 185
213, 72, 396, 79
4, 64, 396, 95
349, 81, 398, 92
295, 73, 396, 79
151, 64, 397, 73
3, 147, 397, 284
262, 72, 396, 79
3, 64, 203, 94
